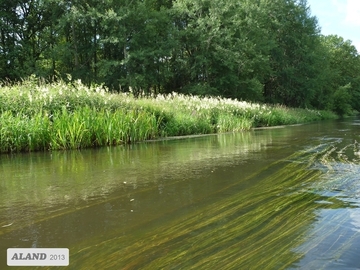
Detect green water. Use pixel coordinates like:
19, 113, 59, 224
1, 119, 360, 269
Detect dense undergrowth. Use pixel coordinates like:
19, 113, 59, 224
0, 79, 337, 153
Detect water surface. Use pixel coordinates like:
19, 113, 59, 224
1, 119, 360, 269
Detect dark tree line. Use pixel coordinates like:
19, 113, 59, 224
1, 0, 360, 113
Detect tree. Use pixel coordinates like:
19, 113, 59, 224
1, 0, 358, 114
263, 0, 322, 107
332, 84, 352, 116
320, 35, 360, 111
171, 0, 275, 101
96, 0, 176, 94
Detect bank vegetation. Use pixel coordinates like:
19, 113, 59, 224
1, 0, 360, 115
0, 79, 337, 153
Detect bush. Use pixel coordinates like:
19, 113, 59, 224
332, 84, 352, 117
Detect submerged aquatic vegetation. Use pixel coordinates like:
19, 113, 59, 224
1, 132, 359, 268
0, 78, 337, 153
67, 141, 359, 269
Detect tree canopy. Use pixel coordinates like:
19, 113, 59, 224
1, 0, 359, 112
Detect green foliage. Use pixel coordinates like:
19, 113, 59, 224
320, 35, 360, 112
0, 111, 50, 152
331, 84, 353, 117
2, 0, 359, 115
0, 79, 337, 153
263, 0, 322, 107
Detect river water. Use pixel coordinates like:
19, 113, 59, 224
1, 118, 360, 269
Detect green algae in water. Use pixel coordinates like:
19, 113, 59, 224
62, 144, 359, 270
6, 140, 360, 270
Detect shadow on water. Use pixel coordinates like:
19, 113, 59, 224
1, 118, 360, 269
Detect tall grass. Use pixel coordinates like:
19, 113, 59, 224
0, 78, 338, 153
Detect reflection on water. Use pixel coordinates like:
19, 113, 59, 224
0, 119, 360, 269
291, 134, 360, 270
291, 208, 360, 270
0, 130, 282, 232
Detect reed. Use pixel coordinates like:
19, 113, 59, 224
0, 78, 338, 153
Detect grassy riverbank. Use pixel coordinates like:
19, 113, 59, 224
0, 78, 337, 153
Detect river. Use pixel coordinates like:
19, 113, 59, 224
1, 118, 360, 269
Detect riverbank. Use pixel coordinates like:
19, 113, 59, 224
0, 79, 337, 153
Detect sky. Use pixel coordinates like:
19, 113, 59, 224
307, 0, 360, 52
